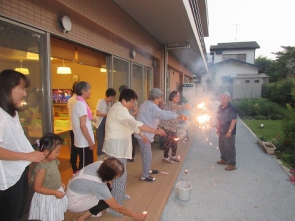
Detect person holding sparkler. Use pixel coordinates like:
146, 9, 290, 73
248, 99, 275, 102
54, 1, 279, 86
102, 89, 165, 217
159, 91, 191, 164
135, 88, 188, 182
216, 92, 237, 171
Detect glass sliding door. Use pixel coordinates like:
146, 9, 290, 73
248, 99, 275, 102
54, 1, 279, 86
132, 64, 153, 106
112, 57, 129, 97
0, 19, 46, 144
132, 63, 144, 105
144, 67, 153, 102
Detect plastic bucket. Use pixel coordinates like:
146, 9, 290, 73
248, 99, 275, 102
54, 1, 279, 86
176, 181, 192, 201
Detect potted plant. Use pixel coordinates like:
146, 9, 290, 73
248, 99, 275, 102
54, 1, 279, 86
262, 142, 276, 154
257, 137, 276, 154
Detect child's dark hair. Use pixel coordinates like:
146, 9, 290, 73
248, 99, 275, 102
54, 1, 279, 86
37, 133, 63, 155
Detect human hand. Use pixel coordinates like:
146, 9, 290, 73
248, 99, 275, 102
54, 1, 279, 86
142, 135, 149, 144
183, 103, 191, 109
225, 131, 232, 138
89, 142, 95, 150
133, 212, 147, 221
179, 115, 189, 121
54, 190, 65, 199
156, 128, 165, 136
26, 151, 45, 162
91, 118, 97, 123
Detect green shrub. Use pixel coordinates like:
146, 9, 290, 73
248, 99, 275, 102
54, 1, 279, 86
232, 98, 284, 119
263, 77, 295, 107
282, 119, 295, 150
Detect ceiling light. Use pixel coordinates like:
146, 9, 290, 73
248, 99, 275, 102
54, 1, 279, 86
26, 52, 39, 60
15, 60, 29, 75
100, 64, 107, 72
57, 60, 72, 74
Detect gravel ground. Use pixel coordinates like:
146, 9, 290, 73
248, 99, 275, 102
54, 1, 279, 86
161, 117, 295, 221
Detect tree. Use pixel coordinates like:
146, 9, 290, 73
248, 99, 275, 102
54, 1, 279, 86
255, 56, 273, 74
267, 46, 295, 82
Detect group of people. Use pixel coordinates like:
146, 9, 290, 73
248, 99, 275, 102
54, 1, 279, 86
0, 68, 237, 221
0, 69, 189, 221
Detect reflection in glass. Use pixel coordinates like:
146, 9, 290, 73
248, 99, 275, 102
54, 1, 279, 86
112, 57, 129, 99
0, 20, 44, 143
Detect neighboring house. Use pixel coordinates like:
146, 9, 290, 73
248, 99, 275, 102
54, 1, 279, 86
208, 41, 269, 99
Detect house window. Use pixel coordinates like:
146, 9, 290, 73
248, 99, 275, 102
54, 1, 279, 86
254, 80, 259, 83
245, 80, 250, 83
222, 54, 246, 62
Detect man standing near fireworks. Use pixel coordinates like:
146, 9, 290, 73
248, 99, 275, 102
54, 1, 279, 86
216, 92, 237, 171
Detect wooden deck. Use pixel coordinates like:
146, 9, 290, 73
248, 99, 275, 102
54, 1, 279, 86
60, 132, 194, 221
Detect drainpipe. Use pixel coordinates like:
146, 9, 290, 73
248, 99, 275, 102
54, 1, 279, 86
164, 44, 168, 102
164, 43, 190, 101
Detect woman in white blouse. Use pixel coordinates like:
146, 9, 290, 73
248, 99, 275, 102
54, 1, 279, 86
0, 69, 45, 220
102, 89, 165, 217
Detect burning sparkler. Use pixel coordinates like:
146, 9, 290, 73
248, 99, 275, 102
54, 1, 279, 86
164, 135, 180, 141
194, 101, 213, 130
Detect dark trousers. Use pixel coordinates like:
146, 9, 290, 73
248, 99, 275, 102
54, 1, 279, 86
76, 146, 93, 170
163, 129, 178, 158
89, 183, 112, 215
131, 134, 137, 158
96, 117, 106, 156
70, 130, 79, 172
0, 166, 29, 221
219, 135, 236, 166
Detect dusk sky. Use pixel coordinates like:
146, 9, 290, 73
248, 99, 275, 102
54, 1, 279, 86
204, 0, 295, 60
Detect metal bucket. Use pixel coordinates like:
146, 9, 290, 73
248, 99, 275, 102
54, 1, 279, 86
176, 181, 192, 201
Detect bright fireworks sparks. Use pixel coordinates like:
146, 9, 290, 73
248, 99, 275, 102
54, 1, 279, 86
194, 101, 212, 130
165, 135, 180, 141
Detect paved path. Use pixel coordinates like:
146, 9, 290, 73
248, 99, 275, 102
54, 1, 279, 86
162, 117, 295, 221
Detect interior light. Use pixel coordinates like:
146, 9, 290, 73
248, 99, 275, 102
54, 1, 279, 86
57, 60, 72, 74
15, 60, 29, 75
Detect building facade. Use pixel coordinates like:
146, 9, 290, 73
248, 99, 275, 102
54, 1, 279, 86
0, 0, 208, 218
209, 41, 268, 99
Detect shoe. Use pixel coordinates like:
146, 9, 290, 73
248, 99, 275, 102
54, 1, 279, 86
97, 154, 106, 161
128, 159, 134, 162
124, 193, 130, 200
91, 212, 102, 217
106, 208, 123, 217
149, 169, 160, 174
140, 176, 156, 182
170, 156, 181, 162
225, 165, 237, 171
72, 170, 79, 176
217, 160, 229, 165
163, 158, 174, 164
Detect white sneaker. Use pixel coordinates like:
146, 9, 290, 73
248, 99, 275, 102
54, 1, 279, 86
124, 193, 130, 200
91, 212, 102, 217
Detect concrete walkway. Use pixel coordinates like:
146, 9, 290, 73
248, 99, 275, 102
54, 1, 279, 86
162, 118, 295, 221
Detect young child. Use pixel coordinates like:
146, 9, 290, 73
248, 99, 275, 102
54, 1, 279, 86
29, 133, 68, 221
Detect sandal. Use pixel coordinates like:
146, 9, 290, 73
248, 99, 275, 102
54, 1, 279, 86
149, 169, 160, 174
170, 156, 181, 162
163, 158, 174, 164
139, 176, 156, 182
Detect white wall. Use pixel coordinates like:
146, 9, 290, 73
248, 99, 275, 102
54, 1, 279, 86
213, 49, 256, 64
214, 62, 258, 85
